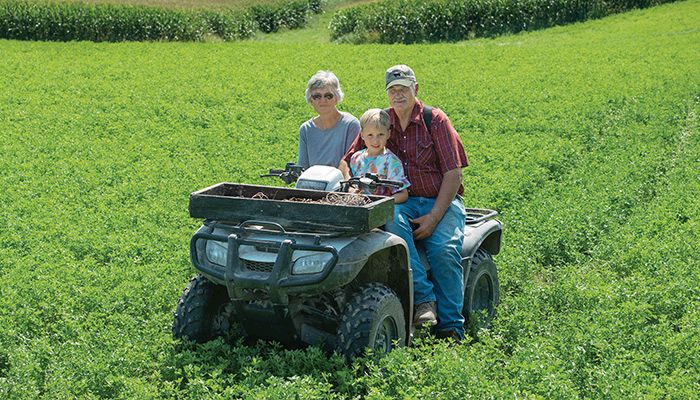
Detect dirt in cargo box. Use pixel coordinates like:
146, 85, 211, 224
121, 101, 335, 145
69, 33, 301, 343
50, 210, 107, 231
251, 191, 371, 206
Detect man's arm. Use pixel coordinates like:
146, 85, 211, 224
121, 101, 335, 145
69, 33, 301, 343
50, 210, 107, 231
410, 168, 462, 240
339, 132, 366, 180
341, 132, 366, 165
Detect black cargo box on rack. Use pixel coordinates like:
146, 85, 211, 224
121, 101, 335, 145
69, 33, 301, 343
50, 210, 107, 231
189, 183, 394, 234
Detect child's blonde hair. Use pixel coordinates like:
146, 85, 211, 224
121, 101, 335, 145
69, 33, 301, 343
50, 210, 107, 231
359, 108, 391, 132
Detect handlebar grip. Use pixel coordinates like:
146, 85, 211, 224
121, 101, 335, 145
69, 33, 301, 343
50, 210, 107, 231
260, 170, 286, 178
340, 177, 403, 192
377, 180, 403, 188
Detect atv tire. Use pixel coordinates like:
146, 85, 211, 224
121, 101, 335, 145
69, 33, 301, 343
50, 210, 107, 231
172, 275, 232, 343
463, 248, 500, 336
336, 283, 406, 361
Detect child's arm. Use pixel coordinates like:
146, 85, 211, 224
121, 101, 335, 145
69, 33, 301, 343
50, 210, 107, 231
339, 158, 362, 193
384, 152, 409, 203
392, 189, 408, 203
338, 160, 351, 180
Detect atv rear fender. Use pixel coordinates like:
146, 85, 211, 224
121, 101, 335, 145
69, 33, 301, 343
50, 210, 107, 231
462, 219, 503, 259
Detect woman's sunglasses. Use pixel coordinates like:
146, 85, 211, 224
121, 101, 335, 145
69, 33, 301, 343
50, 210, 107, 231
311, 92, 335, 101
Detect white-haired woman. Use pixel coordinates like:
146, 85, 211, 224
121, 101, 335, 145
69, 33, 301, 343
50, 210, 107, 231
298, 71, 360, 169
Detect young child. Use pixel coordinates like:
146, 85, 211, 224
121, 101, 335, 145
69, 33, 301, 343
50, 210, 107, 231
348, 108, 410, 203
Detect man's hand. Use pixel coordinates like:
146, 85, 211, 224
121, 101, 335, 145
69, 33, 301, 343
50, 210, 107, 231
410, 213, 439, 240
409, 168, 463, 241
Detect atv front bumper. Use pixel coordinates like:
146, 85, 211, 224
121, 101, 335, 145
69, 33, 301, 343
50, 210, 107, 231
190, 224, 351, 304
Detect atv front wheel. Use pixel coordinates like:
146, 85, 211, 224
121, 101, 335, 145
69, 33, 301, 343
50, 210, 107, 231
172, 275, 233, 343
336, 283, 406, 361
463, 248, 500, 336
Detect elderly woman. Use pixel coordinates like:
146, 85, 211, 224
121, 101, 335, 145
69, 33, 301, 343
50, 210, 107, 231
298, 71, 360, 169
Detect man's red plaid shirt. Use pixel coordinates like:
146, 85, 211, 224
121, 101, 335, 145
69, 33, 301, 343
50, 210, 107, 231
344, 100, 468, 198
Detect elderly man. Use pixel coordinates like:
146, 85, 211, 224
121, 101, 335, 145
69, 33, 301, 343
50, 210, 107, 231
342, 65, 469, 340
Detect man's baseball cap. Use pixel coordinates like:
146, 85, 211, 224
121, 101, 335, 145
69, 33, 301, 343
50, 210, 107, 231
385, 65, 417, 90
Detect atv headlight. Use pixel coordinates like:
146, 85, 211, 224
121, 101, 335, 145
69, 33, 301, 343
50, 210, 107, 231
205, 241, 228, 266
292, 252, 333, 275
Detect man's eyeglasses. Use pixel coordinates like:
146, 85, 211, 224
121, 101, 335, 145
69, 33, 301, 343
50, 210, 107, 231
311, 92, 335, 101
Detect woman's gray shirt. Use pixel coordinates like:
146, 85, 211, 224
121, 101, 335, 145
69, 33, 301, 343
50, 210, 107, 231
298, 112, 361, 169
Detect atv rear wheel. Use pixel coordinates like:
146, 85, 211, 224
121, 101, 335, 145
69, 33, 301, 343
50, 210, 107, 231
463, 248, 500, 336
336, 283, 406, 361
172, 275, 233, 343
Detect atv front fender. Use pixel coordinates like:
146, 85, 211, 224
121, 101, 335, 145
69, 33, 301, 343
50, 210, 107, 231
337, 230, 413, 337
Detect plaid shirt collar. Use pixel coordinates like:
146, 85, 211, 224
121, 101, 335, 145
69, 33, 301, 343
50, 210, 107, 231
390, 100, 424, 130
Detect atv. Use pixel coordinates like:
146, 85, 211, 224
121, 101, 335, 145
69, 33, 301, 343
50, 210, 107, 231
173, 163, 502, 360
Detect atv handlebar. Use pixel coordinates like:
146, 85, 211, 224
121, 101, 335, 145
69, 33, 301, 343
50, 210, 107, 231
260, 163, 304, 185
260, 165, 403, 194
340, 173, 403, 193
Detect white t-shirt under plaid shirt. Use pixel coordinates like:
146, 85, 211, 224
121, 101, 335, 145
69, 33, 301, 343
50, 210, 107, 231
349, 148, 411, 196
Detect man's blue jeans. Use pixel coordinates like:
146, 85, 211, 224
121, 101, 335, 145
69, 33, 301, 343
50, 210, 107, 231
385, 196, 467, 336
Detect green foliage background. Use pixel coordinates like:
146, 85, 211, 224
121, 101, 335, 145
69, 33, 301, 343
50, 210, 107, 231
329, 0, 681, 43
0, 1, 698, 398
0, 0, 321, 41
